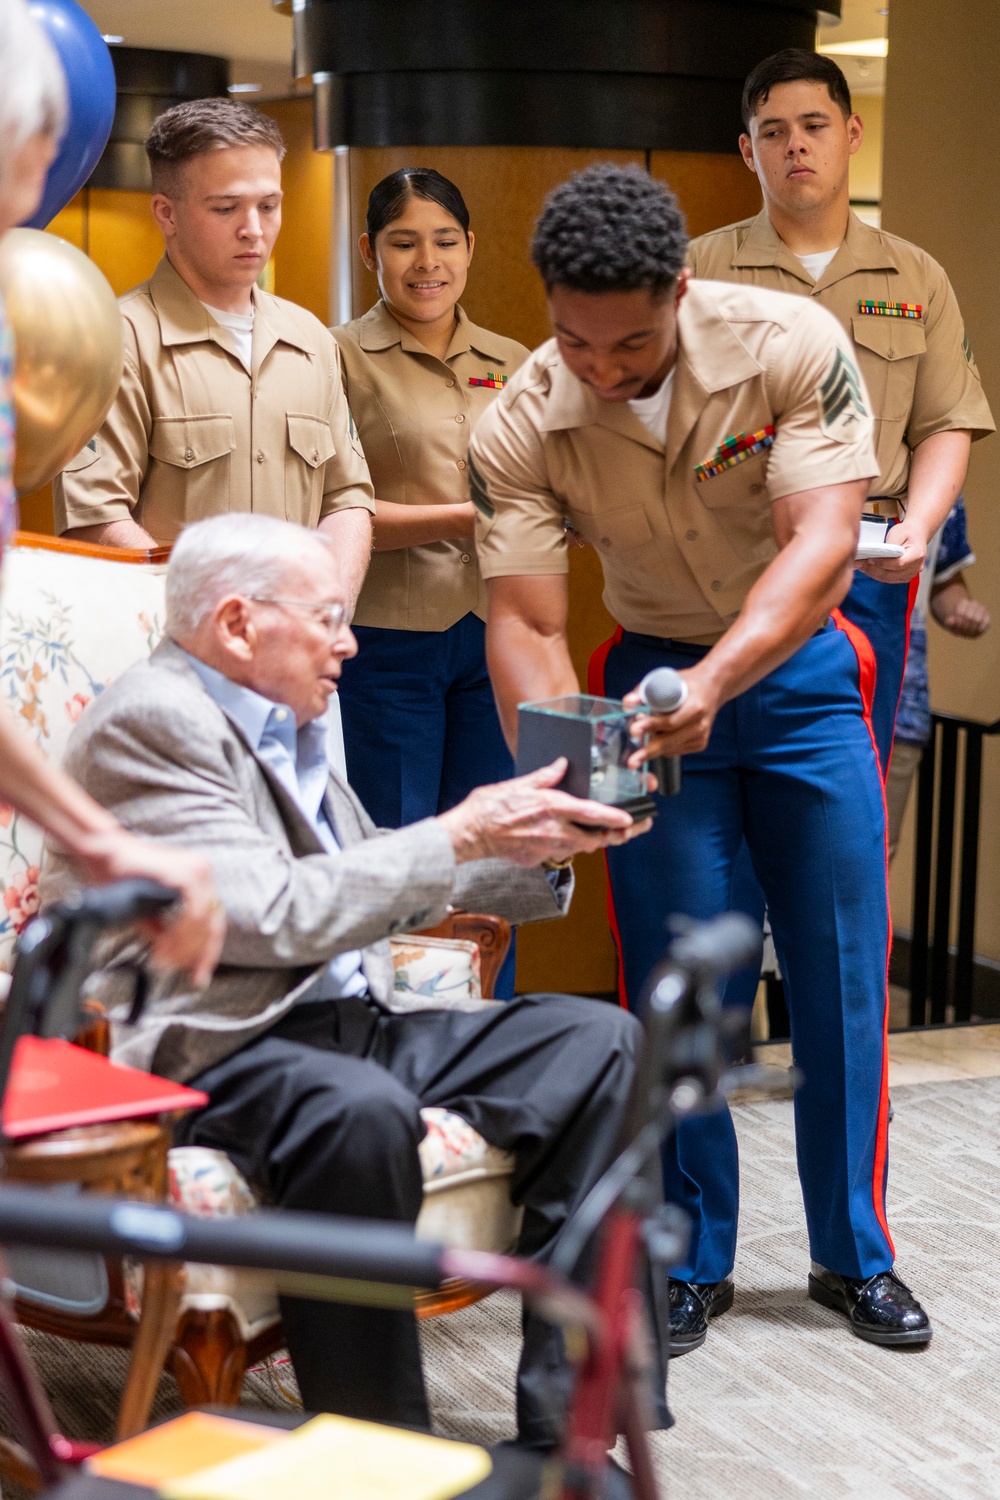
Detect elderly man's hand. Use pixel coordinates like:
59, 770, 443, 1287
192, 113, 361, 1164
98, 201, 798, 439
79, 831, 225, 988
438, 759, 652, 868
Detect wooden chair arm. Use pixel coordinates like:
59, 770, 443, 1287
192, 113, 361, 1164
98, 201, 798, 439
416, 911, 512, 999
75, 998, 111, 1057
13, 529, 170, 565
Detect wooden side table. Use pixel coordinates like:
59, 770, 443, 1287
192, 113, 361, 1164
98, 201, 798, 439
0, 1118, 183, 1445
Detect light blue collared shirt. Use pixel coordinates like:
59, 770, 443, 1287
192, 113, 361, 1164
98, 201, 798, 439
182, 649, 368, 1001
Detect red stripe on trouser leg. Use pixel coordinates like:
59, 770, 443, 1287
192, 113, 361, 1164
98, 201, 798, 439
586, 626, 623, 697
831, 607, 896, 1260
588, 630, 629, 1010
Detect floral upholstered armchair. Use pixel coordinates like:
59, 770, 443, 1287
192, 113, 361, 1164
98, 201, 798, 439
0, 533, 521, 1424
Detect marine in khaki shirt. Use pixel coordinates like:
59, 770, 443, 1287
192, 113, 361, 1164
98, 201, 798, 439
686, 50, 995, 775
689, 210, 993, 517
472, 163, 933, 1348
55, 256, 374, 544
331, 169, 528, 914
473, 277, 877, 643
333, 299, 526, 631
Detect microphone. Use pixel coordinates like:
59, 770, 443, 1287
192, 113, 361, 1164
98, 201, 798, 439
638, 667, 689, 713
636, 668, 687, 798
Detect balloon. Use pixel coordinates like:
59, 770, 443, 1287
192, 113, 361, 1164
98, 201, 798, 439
0, 229, 123, 493
21, 1, 116, 230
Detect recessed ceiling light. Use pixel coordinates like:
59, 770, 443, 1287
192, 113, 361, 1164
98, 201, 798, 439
228, 83, 263, 94
819, 36, 889, 57
101, 33, 124, 43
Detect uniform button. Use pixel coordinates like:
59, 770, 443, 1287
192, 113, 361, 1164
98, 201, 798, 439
274, 708, 288, 723
312, 449, 320, 463
461, 553, 471, 564
256, 450, 265, 463
455, 413, 466, 424
600, 536, 612, 549
685, 528, 698, 541
710, 580, 722, 592
185, 447, 194, 462
887, 348, 895, 359
749, 483, 764, 496
456, 459, 467, 471
447, 378, 456, 388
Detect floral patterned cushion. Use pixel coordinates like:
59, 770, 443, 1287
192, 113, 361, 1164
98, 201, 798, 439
389, 934, 483, 1007
166, 1111, 518, 1339
417, 1106, 512, 1181
0, 542, 168, 967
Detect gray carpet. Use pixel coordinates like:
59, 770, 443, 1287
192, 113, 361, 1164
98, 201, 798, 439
3, 1077, 1000, 1499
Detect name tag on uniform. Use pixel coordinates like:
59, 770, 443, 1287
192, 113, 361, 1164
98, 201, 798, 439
858, 300, 923, 320
694, 425, 775, 483
469, 372, 508, 389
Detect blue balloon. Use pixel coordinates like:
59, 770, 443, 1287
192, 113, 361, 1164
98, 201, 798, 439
20, 0, 116, 229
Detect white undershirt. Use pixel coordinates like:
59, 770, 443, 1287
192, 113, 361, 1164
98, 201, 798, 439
796, 248, 839, 282
627, 368, 676, 445
202, 301, 255, 373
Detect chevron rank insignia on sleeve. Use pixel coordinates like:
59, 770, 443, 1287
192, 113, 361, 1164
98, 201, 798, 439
467, 454, 495, 520
820, 347, 868, 440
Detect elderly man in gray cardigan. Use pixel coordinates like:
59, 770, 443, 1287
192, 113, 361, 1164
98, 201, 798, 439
41, 513, 661, 1450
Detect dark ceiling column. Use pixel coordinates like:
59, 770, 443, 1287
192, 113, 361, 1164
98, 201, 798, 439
293, 0, 842, 153
89, 48, 230, 192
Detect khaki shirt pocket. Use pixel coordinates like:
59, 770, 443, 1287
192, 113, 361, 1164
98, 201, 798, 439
147, 414, 236, 527
572, 503, 653, 558
852, 317, 926, 423
63, 437, 102, 473
694, 449, 769, 509
286, 413, 336, 526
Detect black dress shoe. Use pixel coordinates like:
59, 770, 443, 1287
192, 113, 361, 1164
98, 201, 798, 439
808, 1264, 932, 1347
668, 1276, 734, 1356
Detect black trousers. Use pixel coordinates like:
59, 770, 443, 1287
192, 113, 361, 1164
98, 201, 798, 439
176, 992, 667, 1446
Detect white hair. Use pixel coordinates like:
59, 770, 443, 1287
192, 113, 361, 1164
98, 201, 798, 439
166, 514, 334, 638
0, 0, 67, 163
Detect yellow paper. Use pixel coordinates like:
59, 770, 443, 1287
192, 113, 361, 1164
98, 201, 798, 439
163, 1413, 493, 1500
87, 1412, 283, 1487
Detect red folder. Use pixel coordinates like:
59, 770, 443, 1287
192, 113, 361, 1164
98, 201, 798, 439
1, 1035, 207, 1138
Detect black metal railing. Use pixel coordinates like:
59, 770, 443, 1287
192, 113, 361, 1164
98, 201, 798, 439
909, 711, 1000, 1026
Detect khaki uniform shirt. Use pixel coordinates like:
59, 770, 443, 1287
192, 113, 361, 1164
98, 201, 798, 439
688, 211, 994, 510
471, 279, 879, 643
54, 256, 374, 542
332, 302, 527, 631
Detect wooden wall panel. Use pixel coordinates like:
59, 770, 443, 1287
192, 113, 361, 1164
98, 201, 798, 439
261, 98, 334, 323
649, 151, 762, 236
86, 189, 162, 297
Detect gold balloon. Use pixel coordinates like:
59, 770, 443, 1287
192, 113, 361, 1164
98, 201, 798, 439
0, 228, 124, 494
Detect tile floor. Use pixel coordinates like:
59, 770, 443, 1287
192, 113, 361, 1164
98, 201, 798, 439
757, 1009, 1000, 1086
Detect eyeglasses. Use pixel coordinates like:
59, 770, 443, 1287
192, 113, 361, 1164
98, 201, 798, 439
249, 595, 353, 640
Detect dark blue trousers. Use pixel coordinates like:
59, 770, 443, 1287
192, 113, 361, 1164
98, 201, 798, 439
339, 613, 516, 996
726, 568, 920, 1015
839, 570, 920, 778
592, 620, 895, 1283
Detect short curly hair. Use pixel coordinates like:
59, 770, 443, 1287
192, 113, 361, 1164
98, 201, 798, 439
531, 164, 688, 297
